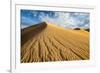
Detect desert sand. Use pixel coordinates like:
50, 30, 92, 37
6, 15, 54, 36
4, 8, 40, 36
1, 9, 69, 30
21, 22, 89, 63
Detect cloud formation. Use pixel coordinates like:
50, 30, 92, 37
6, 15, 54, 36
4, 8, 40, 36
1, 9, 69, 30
21, 10, 90, 29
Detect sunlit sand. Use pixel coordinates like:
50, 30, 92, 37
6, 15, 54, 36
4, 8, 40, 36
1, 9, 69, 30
21, 22, 89, 63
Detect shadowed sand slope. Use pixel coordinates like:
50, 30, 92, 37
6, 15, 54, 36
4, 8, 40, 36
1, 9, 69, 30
21, 22, 89, 63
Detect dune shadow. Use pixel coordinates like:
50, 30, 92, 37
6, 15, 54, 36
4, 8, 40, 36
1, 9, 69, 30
21, 22, 47, 46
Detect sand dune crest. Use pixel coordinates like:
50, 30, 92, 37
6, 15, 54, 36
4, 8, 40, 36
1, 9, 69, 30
21, 22, 89, 63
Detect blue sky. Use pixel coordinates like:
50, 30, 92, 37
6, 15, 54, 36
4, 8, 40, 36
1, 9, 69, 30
21, 9, 90, 29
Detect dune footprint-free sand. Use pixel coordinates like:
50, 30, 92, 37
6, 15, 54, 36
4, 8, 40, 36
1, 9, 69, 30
21, 22, 89, 63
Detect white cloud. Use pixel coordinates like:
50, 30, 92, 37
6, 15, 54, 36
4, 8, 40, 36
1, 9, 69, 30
21, 10, 89, 29
21, 25, 29, 29
39, 12, 79, 28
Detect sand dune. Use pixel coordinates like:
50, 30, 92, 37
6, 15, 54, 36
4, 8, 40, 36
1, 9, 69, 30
21, 22, 89, 63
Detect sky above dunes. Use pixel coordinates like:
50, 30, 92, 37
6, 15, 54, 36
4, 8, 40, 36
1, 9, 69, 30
21, 9, 90, 29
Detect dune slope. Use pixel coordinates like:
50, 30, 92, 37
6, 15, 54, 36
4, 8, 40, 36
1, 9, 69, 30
21, 22, 89, 63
